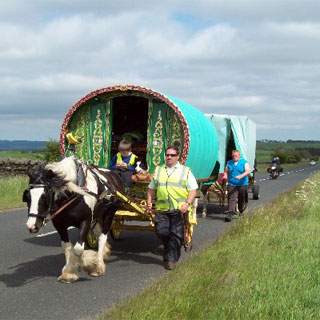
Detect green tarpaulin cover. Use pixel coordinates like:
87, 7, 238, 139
205, 114, 256, 174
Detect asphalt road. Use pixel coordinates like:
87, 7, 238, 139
1, 163, 319, 320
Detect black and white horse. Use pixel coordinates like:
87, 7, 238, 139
23, 156, 124, 283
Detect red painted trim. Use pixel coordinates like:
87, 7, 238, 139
60, 85, 190, 164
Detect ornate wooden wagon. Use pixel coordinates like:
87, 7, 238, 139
60, 85, 219, 242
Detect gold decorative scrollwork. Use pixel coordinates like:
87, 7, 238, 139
74, 112, 85, 157
152, 111, 163, 167
104, 101, 111, 167
115, 85, 131, 91
171, 114, 183, 154
93, 109, 103, 165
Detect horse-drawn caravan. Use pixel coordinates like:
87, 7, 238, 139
23, 84, 257, 282
60, 85, 219, 244
201, 114, 259, 216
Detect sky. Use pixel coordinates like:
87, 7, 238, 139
0, 0, 319, 141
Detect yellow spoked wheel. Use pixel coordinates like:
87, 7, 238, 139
110, 219, 124, 240
85, 220, 102, 250
85, 229, 99, 249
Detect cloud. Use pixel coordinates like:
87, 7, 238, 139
0, 0, 319, 141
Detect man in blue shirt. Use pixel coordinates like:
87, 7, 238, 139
223, 149, 251, 222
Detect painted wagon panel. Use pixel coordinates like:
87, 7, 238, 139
60, 85, 219, 179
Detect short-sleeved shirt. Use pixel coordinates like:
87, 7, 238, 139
148, 162, 198, 190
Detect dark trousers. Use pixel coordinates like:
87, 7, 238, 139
154, 212, 184, 262
112, 169, 133, 188
227, 185, 248, 213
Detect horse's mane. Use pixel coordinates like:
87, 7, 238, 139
45, 157, 89, 196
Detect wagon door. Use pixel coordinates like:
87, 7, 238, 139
147, 101, 184, 173
88, 100, 112, 167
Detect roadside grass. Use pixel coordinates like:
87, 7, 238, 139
0, 175, 28, 210
102, 172, 320, 320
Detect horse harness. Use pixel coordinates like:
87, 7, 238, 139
27, 160, 147, 227
26, 162, 118, 225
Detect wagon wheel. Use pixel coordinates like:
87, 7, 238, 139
252, 184, 260, 200
220, 179, 227, 207
110, 219, 124, 240
85, 220, 102, 250
85, 229, 99, 250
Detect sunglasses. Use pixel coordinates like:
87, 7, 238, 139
165, 154, 178, 157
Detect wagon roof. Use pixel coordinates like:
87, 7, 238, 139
61, 85, 218, 179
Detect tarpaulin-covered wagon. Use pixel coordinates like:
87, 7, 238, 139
60, 85, 219, 243
201, 114, 259, 216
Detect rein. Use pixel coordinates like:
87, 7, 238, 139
44, 195, 81, 224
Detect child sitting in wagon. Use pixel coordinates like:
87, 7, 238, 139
110, 140, 138, 188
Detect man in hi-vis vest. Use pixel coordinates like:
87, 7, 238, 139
147, 146, 198, 270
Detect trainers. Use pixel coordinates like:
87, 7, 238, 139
224, 212, 233, 222
165, 259, 176, 270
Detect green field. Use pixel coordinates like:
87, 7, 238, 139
0, 150, 43, 160
256, 141, 320, 151
102, 172, 320, 320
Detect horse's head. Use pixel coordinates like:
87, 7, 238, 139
23, 167, 66, 233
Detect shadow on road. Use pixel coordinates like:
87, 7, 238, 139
0, 254, 65, 287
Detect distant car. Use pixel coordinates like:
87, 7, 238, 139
310, 160, 316, 165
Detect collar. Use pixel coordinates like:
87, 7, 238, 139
165, 161, 180, 170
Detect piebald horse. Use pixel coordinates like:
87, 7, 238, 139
23, 156, 124, 283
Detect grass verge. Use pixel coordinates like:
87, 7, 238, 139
102, 172, 320, 320
0, 175, 28, 211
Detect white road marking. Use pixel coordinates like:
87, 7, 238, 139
36, 226, 75, 238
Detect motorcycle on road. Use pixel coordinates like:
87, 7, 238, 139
267, 164, 283, 179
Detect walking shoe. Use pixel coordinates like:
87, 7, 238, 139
239, 203, 247, 215
224, 212, 233, 222
165, 259, 176, 270
162, 248, 168, 262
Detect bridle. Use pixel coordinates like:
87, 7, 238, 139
25, 162, 117, 226
27, 183, 52, 219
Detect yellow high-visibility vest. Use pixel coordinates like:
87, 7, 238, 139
116, 152, 137, 167
154, 165, 191, 211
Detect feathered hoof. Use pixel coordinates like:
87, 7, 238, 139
89, 265, 105, 277
103, 242, 111, 261
81, 250, 105, 276
58, 272, 79, 283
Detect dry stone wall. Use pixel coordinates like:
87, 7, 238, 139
0, 157, 45, 176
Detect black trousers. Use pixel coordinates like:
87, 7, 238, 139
154, 212, 184, 262
112, 169, 133, 188
227, 185, 248, 213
